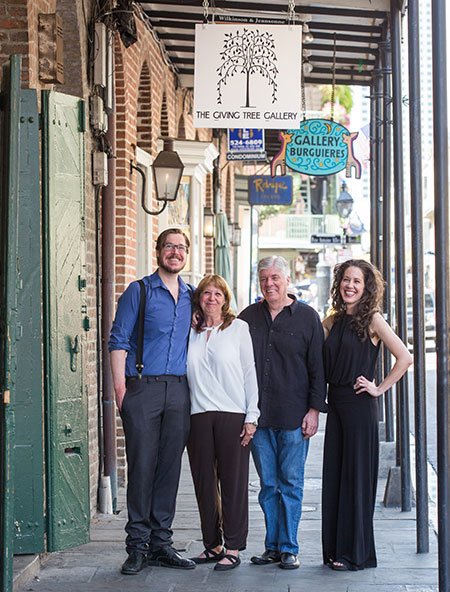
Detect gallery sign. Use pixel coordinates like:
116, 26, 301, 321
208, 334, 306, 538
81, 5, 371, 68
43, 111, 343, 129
194, 24, 302, 129
248, 175, 293, 205
270, 119, 362, 179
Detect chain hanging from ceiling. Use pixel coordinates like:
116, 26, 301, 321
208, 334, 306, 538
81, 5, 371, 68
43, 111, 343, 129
287, 0, 295, 24
203, 0, 209, 23
330, 32, 337, 121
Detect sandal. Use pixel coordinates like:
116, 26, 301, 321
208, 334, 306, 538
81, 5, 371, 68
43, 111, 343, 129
191, 548, 225, 564
330, 560, 349, 571
214, 554, 241, 571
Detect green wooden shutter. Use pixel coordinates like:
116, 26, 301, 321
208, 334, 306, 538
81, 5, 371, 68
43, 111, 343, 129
0, 55, 21, 592
13, 88, 45, 554
42, 90, 90, 551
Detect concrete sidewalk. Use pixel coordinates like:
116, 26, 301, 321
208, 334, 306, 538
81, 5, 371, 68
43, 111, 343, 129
17, 422, 439, 592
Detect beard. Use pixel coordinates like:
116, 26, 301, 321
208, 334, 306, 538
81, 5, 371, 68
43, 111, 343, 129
158, 255, 185, 274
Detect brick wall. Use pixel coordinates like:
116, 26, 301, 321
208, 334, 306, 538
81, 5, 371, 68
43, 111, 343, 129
0, 0, 55, 87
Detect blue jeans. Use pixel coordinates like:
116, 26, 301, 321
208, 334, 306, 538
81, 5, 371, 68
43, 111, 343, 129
252, 427, 309, 555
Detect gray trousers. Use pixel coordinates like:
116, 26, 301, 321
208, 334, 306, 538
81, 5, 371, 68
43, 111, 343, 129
121, 375, 190, 554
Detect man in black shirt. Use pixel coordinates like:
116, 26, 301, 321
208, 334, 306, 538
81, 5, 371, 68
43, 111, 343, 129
239, 256, 327, 570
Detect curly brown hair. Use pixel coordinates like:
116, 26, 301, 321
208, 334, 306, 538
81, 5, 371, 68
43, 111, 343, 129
330, 259, 385, 341
193, 274, 236, 333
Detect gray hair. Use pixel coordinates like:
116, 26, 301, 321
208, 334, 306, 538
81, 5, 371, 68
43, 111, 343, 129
257, 256, 290, 279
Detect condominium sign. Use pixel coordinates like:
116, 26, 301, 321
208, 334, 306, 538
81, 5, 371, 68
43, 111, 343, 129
194, 24, 302, 129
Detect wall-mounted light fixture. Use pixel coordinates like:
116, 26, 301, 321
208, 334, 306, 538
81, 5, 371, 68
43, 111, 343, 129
203, 207, 215, 238
130, 138, 184, 216
152, 138, 184, 202
231, 223, 242, 247
228, 221, 242, 246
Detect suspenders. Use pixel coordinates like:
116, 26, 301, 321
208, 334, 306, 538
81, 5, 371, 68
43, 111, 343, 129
135, 280, 194, 379
135, 279, 146, 378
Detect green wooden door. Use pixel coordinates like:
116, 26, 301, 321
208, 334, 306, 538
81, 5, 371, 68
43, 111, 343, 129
0, 55, 21, 592
13, 88, 45, 554
42, 91, 90, 551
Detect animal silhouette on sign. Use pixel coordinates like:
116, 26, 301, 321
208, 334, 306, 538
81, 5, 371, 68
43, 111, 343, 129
270, 131, 293, 177
342, 132, 362, 179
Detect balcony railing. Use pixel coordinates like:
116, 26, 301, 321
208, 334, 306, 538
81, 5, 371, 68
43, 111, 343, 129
259, 214, 342, 248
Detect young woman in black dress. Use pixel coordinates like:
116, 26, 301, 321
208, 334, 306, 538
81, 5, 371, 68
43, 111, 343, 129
322, 259, 412, 572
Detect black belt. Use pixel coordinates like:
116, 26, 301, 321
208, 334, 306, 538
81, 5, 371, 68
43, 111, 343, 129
126, 374, 186, 384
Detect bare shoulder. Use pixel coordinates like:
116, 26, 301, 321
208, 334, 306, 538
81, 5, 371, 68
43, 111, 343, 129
322, 314, 336, 339
369, 311, 389, 334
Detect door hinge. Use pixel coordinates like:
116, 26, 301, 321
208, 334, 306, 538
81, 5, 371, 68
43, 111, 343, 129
83, 316, 91, 331
78, 275, 86, 291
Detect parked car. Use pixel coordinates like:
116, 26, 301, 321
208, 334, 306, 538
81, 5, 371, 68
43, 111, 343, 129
407, 289, 435, 350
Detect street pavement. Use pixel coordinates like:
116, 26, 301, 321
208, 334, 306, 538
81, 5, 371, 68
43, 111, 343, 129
17, 419, 439, 592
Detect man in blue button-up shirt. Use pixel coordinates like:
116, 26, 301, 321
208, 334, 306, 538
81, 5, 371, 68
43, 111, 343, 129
109, 228, 195, 574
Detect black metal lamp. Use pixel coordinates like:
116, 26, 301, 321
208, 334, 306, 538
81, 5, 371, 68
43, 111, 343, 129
152, 139, 184, 203
336, 181, 354, 218
131, 138, 184, 216
203, 207, 215, 238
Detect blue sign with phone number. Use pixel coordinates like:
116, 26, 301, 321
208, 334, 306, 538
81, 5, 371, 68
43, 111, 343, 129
228, 128, 264, 152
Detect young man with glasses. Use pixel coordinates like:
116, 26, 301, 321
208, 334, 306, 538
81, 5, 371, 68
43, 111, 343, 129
109, 228, 195, 574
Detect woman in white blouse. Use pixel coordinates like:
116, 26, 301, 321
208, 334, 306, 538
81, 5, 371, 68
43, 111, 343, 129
187, 274, 259, 571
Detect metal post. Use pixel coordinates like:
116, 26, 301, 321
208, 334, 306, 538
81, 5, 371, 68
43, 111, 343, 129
391, 0, 411, 512
431, 0, 450, 587
375, 55, 383, 272
407, 0, 429, 554
381, 30, 395, 443
369, 82, 377, 264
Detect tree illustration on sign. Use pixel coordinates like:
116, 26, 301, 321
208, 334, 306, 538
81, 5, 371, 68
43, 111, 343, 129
217, 29, 279, 107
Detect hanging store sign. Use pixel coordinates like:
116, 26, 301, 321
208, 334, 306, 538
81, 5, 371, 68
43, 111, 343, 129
248, 175, 293, 205
227, 128, 266, 161
228, 128, 264, 152
270, 119, 362, 179
194, 24, 302, 129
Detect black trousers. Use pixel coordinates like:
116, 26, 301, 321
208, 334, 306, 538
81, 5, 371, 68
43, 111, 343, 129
322, 394, 379, 570
187, 411, 250, 551
121, 375, 190, 554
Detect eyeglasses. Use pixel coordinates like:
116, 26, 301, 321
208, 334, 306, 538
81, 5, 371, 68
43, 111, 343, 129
163, 243, 189, 253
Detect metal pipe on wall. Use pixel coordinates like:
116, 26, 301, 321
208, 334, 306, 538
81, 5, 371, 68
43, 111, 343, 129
381, 30, 394, 444
431, 0, 450, 587
391, 0, 411, 512
101, 111, 117, 511
407, 0, 429, 554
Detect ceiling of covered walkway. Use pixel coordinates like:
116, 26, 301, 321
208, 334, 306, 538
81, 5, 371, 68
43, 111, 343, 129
137, 0, 394, 88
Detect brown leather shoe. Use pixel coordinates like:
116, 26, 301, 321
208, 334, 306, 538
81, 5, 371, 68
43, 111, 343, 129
251, 549, 281, 565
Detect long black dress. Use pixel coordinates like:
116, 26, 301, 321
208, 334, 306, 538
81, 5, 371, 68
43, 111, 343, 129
322, 314, 381, 571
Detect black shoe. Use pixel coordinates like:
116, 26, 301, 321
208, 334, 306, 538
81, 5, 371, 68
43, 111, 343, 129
148, 546, 196, 569
279, 552, 300, 570
121, 551, 147, 575
251, 549, 281, 565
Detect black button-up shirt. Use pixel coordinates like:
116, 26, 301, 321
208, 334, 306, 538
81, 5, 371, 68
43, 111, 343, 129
239, 297, 327, 430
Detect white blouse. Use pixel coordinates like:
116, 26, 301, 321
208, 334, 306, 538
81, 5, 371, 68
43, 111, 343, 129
187, 318, 260, 424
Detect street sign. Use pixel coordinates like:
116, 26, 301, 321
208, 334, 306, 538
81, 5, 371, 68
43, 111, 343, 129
345, 234, 361, 244
311, 234, 342, 244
